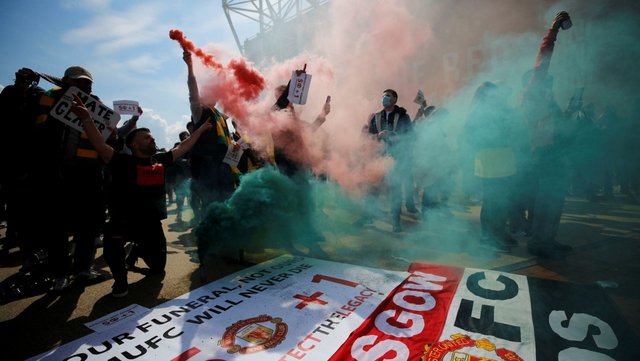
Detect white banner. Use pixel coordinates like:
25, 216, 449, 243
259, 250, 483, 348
49, 86, 121, 139
29, 255, 408, 361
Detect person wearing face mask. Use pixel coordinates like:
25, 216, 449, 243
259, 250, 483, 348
361, 89, 414, 232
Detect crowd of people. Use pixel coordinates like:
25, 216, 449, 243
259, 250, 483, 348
0, 10, 638, 299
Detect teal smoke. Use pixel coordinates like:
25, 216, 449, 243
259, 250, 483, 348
195, 167, 325, 262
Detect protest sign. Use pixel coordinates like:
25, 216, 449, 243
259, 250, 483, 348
49, 86, 120, 139
223, 144, 244, 168
84, 304, 150, 333
113, 100, 141, 116
287, 71, 312, 105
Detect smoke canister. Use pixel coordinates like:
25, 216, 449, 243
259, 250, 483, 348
561, 18, 572, 30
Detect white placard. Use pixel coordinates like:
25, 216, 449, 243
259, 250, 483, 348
287, 71, 312, 105
113, 100, 140, 116
49, 86, 121, 140
223, 143, 244, 168
84, 304, 150, 333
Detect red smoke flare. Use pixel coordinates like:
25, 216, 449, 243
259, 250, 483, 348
169, 29, 266, 104
169, 29, 223, 70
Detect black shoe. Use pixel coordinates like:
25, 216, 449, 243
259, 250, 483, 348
111, 281, 129, 298
52, 277, 70, 292
75, 269, 107, 284
406, 204, 419, 213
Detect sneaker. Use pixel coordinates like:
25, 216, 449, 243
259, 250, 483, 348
111, 282, 128, 298
76, 269, 107, 284
52, 277, 70, 292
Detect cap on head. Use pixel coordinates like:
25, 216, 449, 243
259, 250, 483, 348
64, 66, 93, 82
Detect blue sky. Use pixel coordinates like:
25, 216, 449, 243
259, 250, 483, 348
0, 0, 255, 148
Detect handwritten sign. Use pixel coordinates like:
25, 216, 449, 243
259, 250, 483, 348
287, 71, 312, 105
223, 143, 244, 168
49, 86, 120, 139
113, 100, 140, 115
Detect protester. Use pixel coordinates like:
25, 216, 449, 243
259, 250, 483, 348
182, 50, 238, 225
32, 66, 112, 290
465, 81, 517, 252
413, 107, 455, 218
171, 131, 191, 223
0, 68, 43, 263
361, 89, 414, 232
271, 72, 330, 178
520, 11, 574, 258
70, 93, 212, 297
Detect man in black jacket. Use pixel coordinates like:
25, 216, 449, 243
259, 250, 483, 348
365, 89, 414, 232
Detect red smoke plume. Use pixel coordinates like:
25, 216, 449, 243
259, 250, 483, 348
169, 29, 266, 121
169, 29, 224, 71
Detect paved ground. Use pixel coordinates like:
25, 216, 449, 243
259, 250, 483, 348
1, 190, 639, 360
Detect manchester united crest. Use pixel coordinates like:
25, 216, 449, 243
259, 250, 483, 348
219, 315, 288, 354
421, 334, 523, 361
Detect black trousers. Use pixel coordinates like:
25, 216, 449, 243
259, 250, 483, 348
103, 217, 166, 285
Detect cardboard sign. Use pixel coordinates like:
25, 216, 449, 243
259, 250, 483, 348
113, 100, 140, 115
84, 304, 150, 333
49, 86, 121, 139
287, 71, 312, 105
223, 143, 244, 168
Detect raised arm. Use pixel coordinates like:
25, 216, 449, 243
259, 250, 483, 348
117, 106, 143, 138
71, 94, 115, 164
183, 50, 204, 123
171, 118, 213, 161
531, 11, 571, 85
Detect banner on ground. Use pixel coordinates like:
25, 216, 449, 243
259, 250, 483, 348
30, 256, 638, 360
49, 86, 121, 140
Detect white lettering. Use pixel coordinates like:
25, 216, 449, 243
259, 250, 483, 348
351, 335, 409, 361
549, 311, 618, 349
